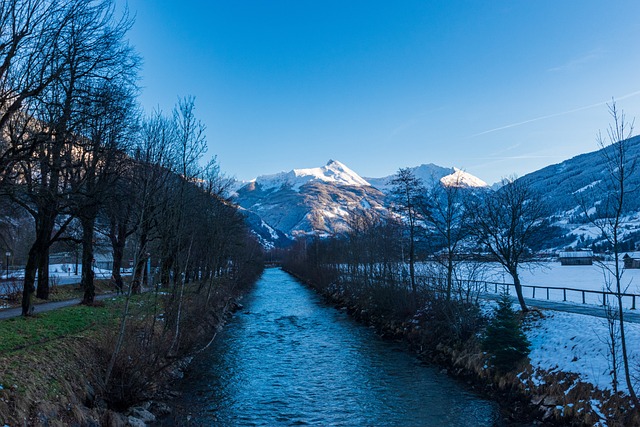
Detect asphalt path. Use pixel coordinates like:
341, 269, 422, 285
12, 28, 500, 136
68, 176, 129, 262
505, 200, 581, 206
0, 293, 118, 320
484, 292, 640, 323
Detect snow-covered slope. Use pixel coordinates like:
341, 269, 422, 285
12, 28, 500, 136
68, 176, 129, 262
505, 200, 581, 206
517, 135, 640, 250
366, 164, 487, 193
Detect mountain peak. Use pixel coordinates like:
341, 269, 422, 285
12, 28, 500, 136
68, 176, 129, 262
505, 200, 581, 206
440, 167, 488, 188
250, 160, 370, 192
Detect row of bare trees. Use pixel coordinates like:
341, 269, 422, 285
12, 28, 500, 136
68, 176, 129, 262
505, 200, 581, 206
0, 1, 263, 317
286, 102, 638, 402
390, 167, 548, 312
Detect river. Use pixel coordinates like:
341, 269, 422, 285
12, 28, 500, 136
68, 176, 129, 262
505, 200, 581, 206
162, 268, 503, 426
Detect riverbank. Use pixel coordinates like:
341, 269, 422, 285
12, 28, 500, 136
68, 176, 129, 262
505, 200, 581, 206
0, 275, 257, 426
282, 267, 640, 426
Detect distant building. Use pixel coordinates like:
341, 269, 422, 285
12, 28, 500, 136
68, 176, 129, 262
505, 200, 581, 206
623, 253, 640, 269
94, 252, 113, 271
558, 250, 593, 266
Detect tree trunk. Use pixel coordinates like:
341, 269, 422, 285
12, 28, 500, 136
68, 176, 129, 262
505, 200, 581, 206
132, 232, 148, 294
614, 250, 638, 404
161, 256, 172, 288
446, 253, 454, 300
109, 222, 126, 283
34, 210, 56, 299
81, 216, 96, 305
511, 271, 528, 312
36, 246, 50, 299
409, 230, 416, 298
21, 246, 40, 316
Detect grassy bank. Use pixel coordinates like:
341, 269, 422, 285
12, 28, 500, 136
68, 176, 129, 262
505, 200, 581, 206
0, 276, 256, 426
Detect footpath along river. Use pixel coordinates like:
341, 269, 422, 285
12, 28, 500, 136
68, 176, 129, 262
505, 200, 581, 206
161, 268, 504, 426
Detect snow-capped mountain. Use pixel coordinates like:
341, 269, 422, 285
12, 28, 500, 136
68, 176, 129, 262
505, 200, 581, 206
365, 164, 488, 193
440, 167, 488, 188
235, 160, 386, 243
252, 159, 370, 192
234, 136, 640, 251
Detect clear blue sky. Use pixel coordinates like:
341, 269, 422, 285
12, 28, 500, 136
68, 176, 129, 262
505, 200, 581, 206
116, 0, 640, 185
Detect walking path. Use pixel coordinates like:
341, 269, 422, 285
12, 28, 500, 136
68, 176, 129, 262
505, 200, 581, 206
484, 292, 640, 323
0, 293, 118, 320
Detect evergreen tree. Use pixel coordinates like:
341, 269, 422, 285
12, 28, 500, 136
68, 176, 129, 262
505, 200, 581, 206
482, 291, 530, 371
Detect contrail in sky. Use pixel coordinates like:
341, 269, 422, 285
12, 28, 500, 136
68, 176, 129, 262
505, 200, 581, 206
470, 90, 640, 138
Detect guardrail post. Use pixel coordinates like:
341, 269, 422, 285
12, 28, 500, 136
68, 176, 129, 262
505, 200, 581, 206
546, 288, 549, 300
532, 286, 536, 298
563, 288, 567, 302
494, 283, 498, 293
632, 295, 636, 310
603, 291, 607, 306
582, 291, 585, 304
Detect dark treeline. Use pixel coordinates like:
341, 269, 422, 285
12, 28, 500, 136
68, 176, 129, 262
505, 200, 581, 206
280, 215, 525, 372
0, 0, 264, 314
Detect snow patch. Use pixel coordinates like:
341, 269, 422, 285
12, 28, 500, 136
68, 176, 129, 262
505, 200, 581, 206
261, 220, 280, 241
573, 180, 602, 194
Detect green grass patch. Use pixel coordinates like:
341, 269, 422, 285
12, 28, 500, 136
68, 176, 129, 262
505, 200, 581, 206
45, 279, 114, 302
0, 289, 168, 355
0, 302, 119, 354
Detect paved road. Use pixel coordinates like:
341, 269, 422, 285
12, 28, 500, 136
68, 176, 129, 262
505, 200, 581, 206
485, 292, 640, 323
0, 293, 118, 320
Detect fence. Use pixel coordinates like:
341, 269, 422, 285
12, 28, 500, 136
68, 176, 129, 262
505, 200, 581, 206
322, 265, 640, 310
415, 275, 640, 310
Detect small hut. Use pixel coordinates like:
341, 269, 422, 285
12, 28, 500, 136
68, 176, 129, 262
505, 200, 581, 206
558, 250, 593, 266
623, 253, 640, 269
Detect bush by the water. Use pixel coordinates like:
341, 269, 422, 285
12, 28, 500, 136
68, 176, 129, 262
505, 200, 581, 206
482, 292, 530, 371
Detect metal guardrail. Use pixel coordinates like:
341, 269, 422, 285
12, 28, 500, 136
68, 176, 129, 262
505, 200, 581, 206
485, 281, 638, 310
333, 268, 640, 310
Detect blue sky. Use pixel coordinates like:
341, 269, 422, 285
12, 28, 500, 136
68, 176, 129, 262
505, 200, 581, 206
117, 1, 640, 184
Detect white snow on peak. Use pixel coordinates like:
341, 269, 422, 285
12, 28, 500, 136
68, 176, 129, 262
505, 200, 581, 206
254, 160, 370, 192
440, 167, 488, 188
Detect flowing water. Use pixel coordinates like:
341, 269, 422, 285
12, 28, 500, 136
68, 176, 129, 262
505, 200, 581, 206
162, 268, 502, 426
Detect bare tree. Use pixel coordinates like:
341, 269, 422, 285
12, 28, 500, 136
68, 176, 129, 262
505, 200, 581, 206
469, 177, 546, 312
129, 110, 175, 293
0, 0, 71, 135
580, 101, 638, 403
418, 173, 471, 300
74, 80, 139, 305
0, 0, 83, 314
390, 168, 424, 298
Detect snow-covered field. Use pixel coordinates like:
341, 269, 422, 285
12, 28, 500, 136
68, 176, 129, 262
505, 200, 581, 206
4, 263, 117, 282
525, 309, 640, 395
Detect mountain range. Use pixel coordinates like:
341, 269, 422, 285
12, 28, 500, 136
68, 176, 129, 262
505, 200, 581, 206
234, 136, 640, 250
233, 159, 487, 247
